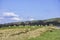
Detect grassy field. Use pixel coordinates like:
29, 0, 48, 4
0, 26, 42, 30
29, 29, 60, 40
0, 26, 60, 40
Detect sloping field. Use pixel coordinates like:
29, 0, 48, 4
0, 27, 47, 40
0, 26, 59, 40
29, 29, 60, 40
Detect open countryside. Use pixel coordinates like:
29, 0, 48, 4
0, 18, 60, 40
0, 0, 60, 40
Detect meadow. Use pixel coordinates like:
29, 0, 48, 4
0, 26, 60, 40
29, 28, 60, 40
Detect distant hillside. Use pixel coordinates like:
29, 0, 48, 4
43, 18, 60, 22
0, 18, 60, 27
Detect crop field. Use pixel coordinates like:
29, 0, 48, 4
0, 26, 60, 40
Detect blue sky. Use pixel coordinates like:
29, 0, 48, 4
0, 0, 60, 23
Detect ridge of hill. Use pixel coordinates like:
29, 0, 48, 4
43, 18, 60, 22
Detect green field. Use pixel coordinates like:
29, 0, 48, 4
0, 26, 60, 40
29, 29, 60, 40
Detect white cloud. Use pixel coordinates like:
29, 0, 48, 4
2, 12, 23, 21
3, 12, 19, 17
1, 12, 36, 22
30, 18, 35, 21
10, 17, 22, 21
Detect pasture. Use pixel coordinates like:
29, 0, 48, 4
29, 29, 60, 40
0, 26, 60, 40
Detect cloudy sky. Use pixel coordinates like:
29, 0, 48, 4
0, 0, 60, 24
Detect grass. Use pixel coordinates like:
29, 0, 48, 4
0, 25, 43, 30
28, 29, 60, 40
0, 26, 59, 40
0, 26, 48, 40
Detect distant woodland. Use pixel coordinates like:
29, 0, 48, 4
0, 18, 60, 28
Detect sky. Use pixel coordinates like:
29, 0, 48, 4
0, 0, 60, 24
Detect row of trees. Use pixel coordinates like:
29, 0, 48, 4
0, 20, 60, 28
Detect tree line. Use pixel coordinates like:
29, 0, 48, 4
0, 20, 60, 28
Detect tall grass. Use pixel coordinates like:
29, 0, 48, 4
28, 29, 60, 40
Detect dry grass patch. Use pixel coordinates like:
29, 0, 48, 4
0, 26, 56, 40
